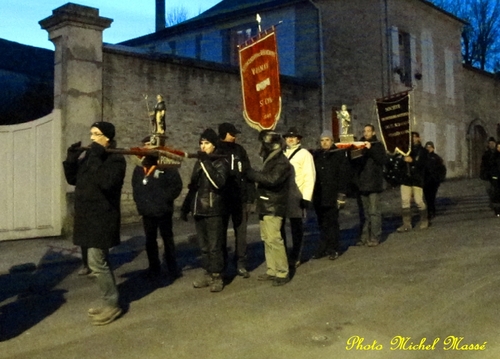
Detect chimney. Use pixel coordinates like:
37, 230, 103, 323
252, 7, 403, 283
156, 0, 166, 31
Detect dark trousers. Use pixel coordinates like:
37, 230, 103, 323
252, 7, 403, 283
81, 246, 89, 268
222, 203, 248, 269
194, 216, 225, 274
489, 179, 500, 214
280, 217, 304, 262
142, 214, 178, 274
423, 182, 440, 217
315, 205, 340, 255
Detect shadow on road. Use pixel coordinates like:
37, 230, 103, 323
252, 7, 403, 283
0, 248, 79, 342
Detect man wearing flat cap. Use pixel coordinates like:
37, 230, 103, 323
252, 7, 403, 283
282, 126, 316, 268
312, 130, 349, 259
217, 122, 255, 278
63, 121, 126, 325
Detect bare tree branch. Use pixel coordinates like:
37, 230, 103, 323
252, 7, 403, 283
430, 0, 500, 71
165, 6, 189, 27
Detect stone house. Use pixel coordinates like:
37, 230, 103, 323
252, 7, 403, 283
123, 0, 500, 177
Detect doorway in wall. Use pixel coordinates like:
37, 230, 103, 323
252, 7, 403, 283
468, 122, 487, 178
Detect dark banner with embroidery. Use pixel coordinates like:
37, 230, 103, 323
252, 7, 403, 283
239, 27, 281, 131
376, 91, 412, 155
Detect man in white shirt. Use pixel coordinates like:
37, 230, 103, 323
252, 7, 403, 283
281, 127, 316, 268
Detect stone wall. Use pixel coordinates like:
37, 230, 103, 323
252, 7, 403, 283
101, 47, 321, 221
463, 66, 500, 134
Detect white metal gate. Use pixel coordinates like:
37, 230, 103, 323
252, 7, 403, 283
0, 110, 62, 241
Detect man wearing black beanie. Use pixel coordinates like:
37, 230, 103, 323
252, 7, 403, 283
63, 121, 126, 325
181, 128, 230, 292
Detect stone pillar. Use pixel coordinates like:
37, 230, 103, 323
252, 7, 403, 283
39, 3, 112, 146
40, 4, 112, 235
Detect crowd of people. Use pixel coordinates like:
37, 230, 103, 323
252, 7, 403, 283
64, 122, 450, 326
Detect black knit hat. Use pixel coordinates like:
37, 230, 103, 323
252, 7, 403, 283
200, 128, 219, 146
91, 121, 115, 140
488, 137, 496, 142
218, 122, 241, 138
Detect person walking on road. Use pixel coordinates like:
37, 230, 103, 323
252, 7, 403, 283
480, 137, 497, 210
281, 127, 316, 268
423, 141, 446, 220
217, 122, 255, 278
397, 132, 428, 232
63, 121, 126, 326
352, 125, 387, 246
488, 142, 500, 217
181, 128, 229, 292
311, 130, 349, 259
247, 130, 292, 286
132, 137, 183, 280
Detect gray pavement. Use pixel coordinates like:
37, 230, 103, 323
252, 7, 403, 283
1, 178, 500, 358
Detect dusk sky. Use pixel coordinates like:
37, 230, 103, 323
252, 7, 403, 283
1, 0, 222, 50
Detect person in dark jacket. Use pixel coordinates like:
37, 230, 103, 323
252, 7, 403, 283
353, 125, 387, 246
397, 131, 428, 232
311, 130, 349, 259
489, 142, 500, 216
132, 138, 183, 279
480, 137, 497, 209
217, 122, 255, 278
181, 128, 229, 292
63, 121, 126, 326
480, 137, 497, 181
423, 141, 446, 220
247, 130, 292, 286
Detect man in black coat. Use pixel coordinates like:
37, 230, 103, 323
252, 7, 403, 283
480, 137, 497, 208
247, 130, 292, 286
353, 125, 387, 246
423, 141, 446, 220
397, 131, 428, 232
132, 141, 183, 279
63, 121, 126, 326
312, 130, 350, 259
487, 141, 500, 216
217, 122, 255, 278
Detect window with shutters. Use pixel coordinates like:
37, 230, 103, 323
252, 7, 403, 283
391, 27, 414, 88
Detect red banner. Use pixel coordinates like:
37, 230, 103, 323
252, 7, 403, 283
239, 28, 281, 131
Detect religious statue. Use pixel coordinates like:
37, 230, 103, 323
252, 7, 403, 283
337, 104, 351, 136
149, 94, 166, 134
